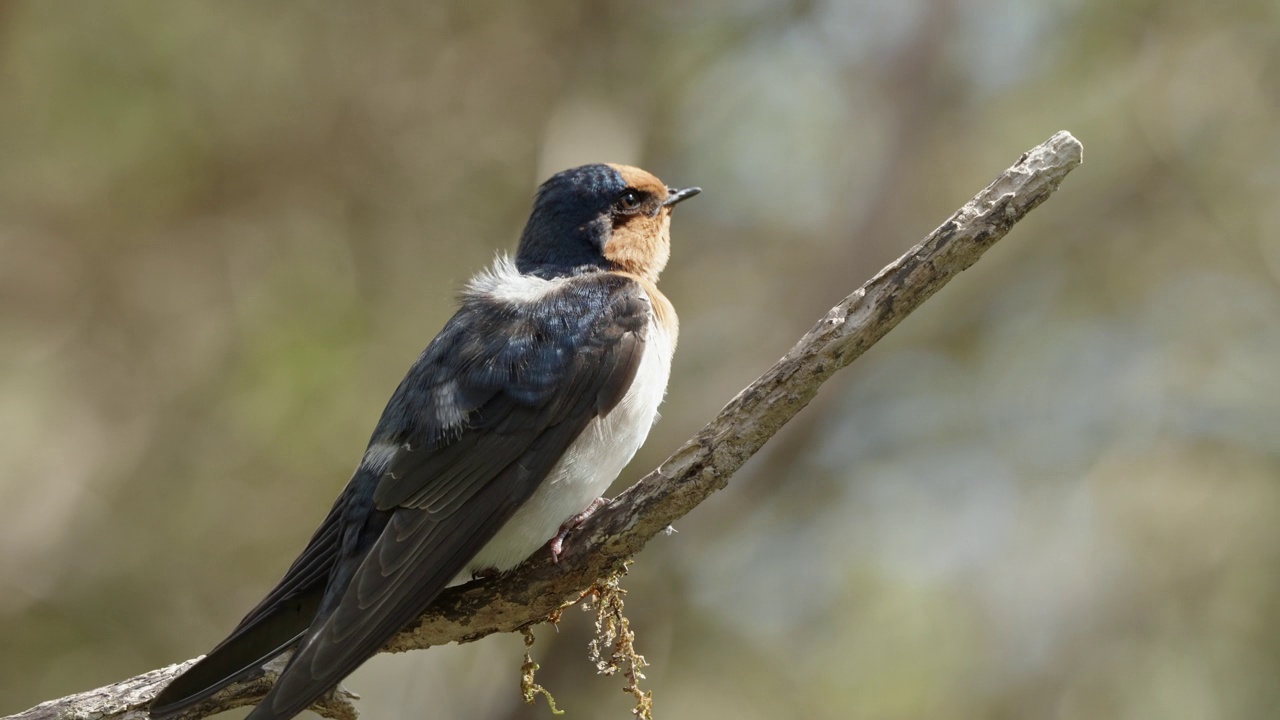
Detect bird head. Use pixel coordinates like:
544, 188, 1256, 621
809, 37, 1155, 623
515, 163, 700, 283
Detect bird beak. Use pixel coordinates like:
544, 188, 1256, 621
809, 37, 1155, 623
663, 186, 702, 207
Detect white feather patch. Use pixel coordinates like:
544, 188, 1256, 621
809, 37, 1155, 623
464, 254, 567, 304
360, 442, 400, 474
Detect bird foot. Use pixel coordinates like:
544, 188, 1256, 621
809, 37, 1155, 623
549, 497, 609, 564
471, 566, 501, 581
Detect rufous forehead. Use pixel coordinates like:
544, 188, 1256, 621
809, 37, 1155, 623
607, 163, 669, 198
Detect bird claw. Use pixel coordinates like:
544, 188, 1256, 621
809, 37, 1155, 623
549, 497, 609, 564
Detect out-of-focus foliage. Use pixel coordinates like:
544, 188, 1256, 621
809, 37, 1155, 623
3, 1, 1279, 718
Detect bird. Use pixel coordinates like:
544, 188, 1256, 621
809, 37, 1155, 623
149, 163, 700, 720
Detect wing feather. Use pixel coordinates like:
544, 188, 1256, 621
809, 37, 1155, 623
243, 271, 651, 720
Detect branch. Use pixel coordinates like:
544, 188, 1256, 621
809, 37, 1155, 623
8, 131, 1083, 720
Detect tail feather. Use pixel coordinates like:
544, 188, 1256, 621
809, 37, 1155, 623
149, 589, 321, 718
152, 482, 347, 718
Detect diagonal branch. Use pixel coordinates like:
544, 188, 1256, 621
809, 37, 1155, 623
8, 131, 1083, 720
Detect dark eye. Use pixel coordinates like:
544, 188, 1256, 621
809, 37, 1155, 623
617, 190, 643, 211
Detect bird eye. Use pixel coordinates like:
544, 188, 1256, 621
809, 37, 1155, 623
617, 190, 643, 211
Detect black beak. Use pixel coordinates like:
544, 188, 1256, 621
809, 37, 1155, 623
663, 186, 702, 207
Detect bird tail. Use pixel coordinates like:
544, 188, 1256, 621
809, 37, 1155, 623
149, 589, 320, 718
151, 483, 349, 718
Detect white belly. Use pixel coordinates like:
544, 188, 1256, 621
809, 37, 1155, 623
461, 314, 674, 576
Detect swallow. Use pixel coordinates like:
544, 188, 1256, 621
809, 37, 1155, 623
149, 164, 700, 720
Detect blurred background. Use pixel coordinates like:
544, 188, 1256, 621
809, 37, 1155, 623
3, 1, 1279, 718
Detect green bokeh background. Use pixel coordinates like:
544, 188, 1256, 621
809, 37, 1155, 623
4, 2, 1280, 718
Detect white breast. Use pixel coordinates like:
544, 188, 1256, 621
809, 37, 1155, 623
462, 311, 675, 575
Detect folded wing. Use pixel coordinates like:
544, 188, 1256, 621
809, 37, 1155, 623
244, 271, 650, 720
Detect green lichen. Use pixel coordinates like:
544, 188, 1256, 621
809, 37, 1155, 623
585, 572, 653, 720
520, 626, 564, 715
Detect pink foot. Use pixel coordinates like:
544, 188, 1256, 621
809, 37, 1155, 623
549, 497, 609, 564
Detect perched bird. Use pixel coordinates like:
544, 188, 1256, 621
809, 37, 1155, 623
150, 164, 699, 720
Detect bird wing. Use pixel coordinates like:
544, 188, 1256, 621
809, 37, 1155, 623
246, 270, 650, 720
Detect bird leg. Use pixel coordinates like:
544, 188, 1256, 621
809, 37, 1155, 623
549, 497, 609, 564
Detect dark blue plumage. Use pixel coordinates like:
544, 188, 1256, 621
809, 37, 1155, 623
150, 164, 698, 720
516, 164, 629, 278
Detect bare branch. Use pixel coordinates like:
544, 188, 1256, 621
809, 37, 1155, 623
7, 131, 1083, 720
